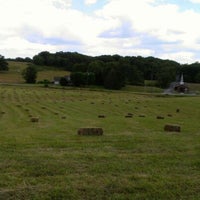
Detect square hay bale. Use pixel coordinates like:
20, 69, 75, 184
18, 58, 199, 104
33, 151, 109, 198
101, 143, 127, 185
78, 128, 103, 136
125, 115, 133, 118
98, 115, 106, 118
31, 117, 39, 122
176, 108, 180, 113
157, 116, 164, 119
164, 124, 181, 132
125, 114, 133, 118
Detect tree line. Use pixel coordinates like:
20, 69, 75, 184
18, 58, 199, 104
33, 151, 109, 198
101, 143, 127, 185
32, 51, 200, 89
2, 52, 200, 89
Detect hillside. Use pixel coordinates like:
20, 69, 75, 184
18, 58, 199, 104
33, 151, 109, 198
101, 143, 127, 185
0, 61, 68, 84
1, 61, 200, 94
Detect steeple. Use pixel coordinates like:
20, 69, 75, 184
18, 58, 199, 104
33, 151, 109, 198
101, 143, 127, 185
180, 73, 184, 85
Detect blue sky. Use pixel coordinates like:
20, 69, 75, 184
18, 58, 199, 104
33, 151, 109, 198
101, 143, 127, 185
0, 0, 200, 63
72, 0, 108, 13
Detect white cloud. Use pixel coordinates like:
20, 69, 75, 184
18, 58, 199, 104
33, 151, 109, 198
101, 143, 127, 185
160, 52, 196, 64
84, 0, 98, 5
189, 0, 200, 3
0, 0, 200, 63
0, 0, 88, 57
94, 0, 200, 63
52, 0, 72, 9
83, 37, 153, 57
0, 36, 57, 58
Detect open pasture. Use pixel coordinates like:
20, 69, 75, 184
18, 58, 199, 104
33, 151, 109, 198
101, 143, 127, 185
0, 61, 68, 84
0, 85, 199, 199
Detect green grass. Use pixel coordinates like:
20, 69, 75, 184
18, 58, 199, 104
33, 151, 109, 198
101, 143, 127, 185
0, 61, 68, 83
0, 85, 199, 199
187, 83, 200, 94
0, 61, 27, 83
122, 85, 163, 93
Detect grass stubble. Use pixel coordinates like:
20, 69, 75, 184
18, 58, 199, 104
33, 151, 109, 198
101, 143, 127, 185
0, 85, 199, 199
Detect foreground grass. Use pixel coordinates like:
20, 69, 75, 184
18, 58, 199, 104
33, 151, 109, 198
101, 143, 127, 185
0, 85, 199, 199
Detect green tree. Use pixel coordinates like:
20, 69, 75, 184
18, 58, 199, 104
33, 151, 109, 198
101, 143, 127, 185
86, 72, 95, 85
88, 61, 105, 85
156, 65, 177, 88
103, 62, 125, 90
195, 72, 200, 83
70, 72, 86, 86
73, 63, 88, 72
104, 68, 120, 89
181, 62, 200, 83
0, 55, 8, 71
59, 77, 68, 86
22, 65, 37, 83
126, 66, 144, 85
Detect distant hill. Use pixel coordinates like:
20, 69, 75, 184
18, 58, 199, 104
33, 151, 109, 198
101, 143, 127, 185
0, 61, 68, 84
1, 60, 200, 94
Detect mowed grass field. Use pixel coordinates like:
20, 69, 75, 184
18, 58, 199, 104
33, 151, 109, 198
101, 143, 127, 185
0, 84, 199, 199
0, 61, 68, 83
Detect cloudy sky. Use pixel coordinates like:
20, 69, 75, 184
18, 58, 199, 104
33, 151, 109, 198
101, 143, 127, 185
1, 0, 200, 63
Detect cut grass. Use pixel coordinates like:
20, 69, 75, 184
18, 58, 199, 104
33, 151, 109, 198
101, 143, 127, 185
0, 85, 199, 199
37, 70, 69, 82
0, 61, 68, 84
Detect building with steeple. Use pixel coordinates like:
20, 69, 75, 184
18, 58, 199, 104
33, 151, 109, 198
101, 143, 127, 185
174, 73, 189, 93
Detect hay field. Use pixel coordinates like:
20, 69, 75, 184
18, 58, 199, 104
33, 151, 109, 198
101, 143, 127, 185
0, 61, 68, 83
0, 85, 199, 199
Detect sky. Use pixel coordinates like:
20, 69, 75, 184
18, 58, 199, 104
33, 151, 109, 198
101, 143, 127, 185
1, 0, 200, 63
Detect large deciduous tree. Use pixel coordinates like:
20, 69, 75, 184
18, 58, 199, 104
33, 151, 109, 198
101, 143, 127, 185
22, 65, 37, 83
70, 72, 86, 86
103, 62, 125, 90
0, 55, 8, 71
88, 61, 105, 85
